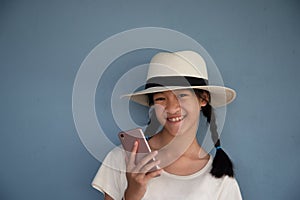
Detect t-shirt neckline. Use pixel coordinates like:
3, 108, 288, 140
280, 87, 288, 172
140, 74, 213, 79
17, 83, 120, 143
161, 155, 212, 180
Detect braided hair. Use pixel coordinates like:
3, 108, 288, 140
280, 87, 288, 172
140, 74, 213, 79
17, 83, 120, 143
195, 89, 234, 178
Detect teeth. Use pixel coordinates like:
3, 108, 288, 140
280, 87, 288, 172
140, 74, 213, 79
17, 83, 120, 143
168, 116, 183, 122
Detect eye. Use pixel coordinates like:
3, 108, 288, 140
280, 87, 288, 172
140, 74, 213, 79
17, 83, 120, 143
177, 93, 189, 98
154, 97, 166, 102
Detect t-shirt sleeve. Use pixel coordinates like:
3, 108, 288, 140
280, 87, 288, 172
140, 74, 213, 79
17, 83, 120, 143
218, 176, 243, 200
91, 147, 127, 200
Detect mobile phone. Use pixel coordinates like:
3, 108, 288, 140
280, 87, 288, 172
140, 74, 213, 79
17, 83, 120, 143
118, 128, 159, 171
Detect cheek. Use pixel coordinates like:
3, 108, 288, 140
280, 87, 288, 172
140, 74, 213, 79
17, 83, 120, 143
186, 99, 201, 108
153, 104, 167, 125
189, 101, 202, 116
154, 104, 165, 116
154, 105, 166, 126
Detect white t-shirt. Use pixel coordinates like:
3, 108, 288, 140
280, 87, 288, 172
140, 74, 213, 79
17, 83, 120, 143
92, 146, 242, 200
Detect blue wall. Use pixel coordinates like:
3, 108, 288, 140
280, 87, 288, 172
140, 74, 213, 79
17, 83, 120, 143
1, 0, 299, 199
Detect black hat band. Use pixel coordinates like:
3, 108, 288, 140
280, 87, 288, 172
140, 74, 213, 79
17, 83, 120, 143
145, 76, 208, 89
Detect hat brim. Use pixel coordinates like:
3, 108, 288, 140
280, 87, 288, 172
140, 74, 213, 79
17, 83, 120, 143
122, 85, 236, 108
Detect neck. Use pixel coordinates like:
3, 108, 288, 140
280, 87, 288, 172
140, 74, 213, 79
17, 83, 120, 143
181, 139, 208, 160
149, 129, 208, 167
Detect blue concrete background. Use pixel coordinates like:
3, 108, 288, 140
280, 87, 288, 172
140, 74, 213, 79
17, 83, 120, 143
1, 0, 299, 199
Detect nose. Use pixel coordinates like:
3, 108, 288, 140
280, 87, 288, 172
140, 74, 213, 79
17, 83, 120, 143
165, 94, 181, 114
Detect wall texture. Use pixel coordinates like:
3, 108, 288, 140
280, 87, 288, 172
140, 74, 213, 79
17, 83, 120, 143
1, 0, 299, 199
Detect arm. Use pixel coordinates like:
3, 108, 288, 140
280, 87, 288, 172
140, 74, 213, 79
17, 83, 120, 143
104, 193, 114, 200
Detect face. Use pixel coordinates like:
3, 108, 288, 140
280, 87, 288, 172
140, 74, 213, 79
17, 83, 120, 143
152, 89, 207, 136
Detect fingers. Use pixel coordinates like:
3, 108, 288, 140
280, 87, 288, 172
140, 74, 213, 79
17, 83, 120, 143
145, 169, 163, 181
134, 151, 158, 172
128, 140, 138, 163
126, 142, 160, 174
139, 159, 160, 174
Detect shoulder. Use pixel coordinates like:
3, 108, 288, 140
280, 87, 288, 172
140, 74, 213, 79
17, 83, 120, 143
201, 159, 242, 198
211, 175, 242, 199
204, 170, 239, 188
106, 145, 124, 158
217, 175, 240, 188
92, 146, 128, 199
102, 146, 125, 168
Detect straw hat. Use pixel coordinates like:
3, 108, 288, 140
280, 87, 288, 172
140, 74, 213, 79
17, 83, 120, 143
123, 51, 236, 107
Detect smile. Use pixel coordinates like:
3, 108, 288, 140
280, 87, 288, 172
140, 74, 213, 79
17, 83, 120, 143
167, 116, 185, 122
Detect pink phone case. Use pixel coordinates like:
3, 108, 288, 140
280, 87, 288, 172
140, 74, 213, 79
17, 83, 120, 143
118, 128, 159, 171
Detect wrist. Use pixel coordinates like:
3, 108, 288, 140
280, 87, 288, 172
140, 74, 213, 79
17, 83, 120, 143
124, 188, 144, 200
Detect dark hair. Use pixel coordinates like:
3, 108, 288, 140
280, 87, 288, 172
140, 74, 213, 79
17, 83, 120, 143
195, 89, 234, 178
146, 89, 234, 178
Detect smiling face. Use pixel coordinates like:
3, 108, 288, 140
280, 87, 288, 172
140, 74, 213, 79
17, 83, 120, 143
152, 89, 207, 137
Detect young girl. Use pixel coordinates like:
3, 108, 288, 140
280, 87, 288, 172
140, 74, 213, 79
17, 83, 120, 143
92, 51, 242, 200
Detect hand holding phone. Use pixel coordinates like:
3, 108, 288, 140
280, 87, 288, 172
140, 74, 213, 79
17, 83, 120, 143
119, 128, 162, 200
118, 128, 160, 172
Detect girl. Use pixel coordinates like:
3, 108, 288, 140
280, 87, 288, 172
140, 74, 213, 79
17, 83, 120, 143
92, 51, 242, 200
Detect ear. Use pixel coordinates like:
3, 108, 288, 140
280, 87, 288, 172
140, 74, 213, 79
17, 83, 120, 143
199, 98, 207, 107
198, 91, 209, 107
